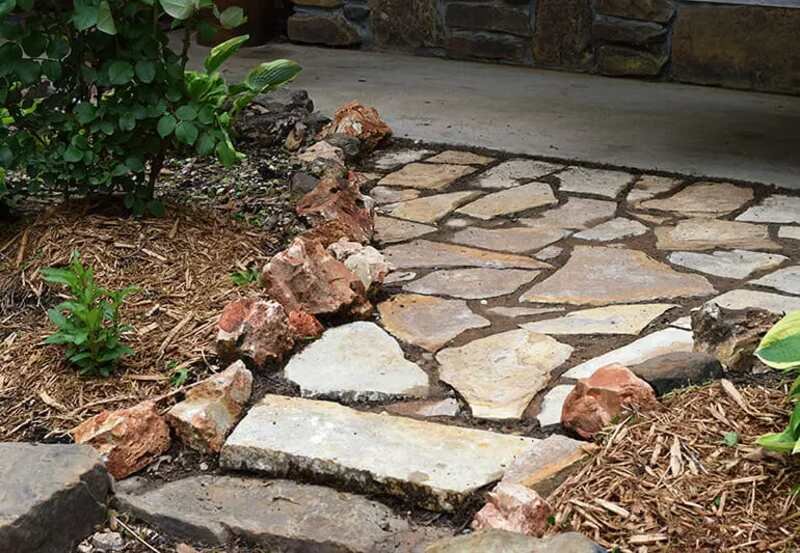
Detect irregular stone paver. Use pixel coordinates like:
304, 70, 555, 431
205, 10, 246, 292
378, 294, 491, 352
671, 316, 692, 330
426, 150, 495, 166
522, 197, 618, 230
520, 246, 716, 305
668, 250, 788, 279
220, 395, 540, 511
520, 304, 676, 335
655, 218, 780, 251
426, 530, 603, 553
284, 322, 430, 402
383, 240, 549, 270
564, 328, 694, 379
449, 226, 569, 253
116, 476, 412, 551
378, 162, 477, 190
403, 268, 541, 299
370, 186, 421, 205
375, 216, 437, 244
487, 306, 565, 318
536, 385, 575, 428
385, 398, 460, 418
632, 211, 672, 225
437, 330, 573, 420
456, 182, 557, 220
779, 226, 800, 240
387, 191, 481, 223
372, 149, 434, 171
534, 245, 563, 260
640, 182, 753, 216
706, 289, 800, 314
1, 443, 109, 553
557, 166, 634, 198
751, 266, 800, 295
501, 434, 592, 494
384, 271, 417, 285
474, 159, 563, 189
737, 195, 800, 224
444, 217, 471, 228
573, 217, 648, 242
626, 175, 683, 206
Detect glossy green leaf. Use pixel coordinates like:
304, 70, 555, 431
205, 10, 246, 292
63, 145, 83, 162
175, 104, 197, 121
96, 1, 117, 35
72, 1, 99, 31
135, 60, 156, 83
157, 114, 176, 137
108, 61, 134, 85
74, 102, 97, 125
175, 120, 198, 145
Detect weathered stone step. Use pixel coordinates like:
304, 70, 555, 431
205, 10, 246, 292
115, 475, 444, 552
220, 395, 540, 511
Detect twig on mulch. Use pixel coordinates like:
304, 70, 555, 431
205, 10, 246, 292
547, 382, 800, 552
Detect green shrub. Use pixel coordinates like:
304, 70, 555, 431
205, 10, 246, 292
755, 311, 800, 454
41, 251, 137, 377
0, 0, 300, 214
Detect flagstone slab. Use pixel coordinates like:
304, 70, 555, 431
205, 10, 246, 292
378, 294, 491, 352
500, 434, 592, 496
632, 212, 672, 225
670, 316, 692, 330
384, 398, 460, 418
284, 322, 429, 402
626, 175, 683, 206
737, 195, 800, 224
220, 395, 540, 511
456, 183, 557, 220
371, 149, 434, 171
557, 167, 635, 198
536, 385, 575, 427
521, 197, 618, 230
655, 219, 780, 251
425, 151, 495, 166
382, 240, 549, 270
379, 163, 477, 190
640, 182, 754, 216
371, 186, 421, 205
534, 245, 563, 261
437, 330, 573, 420
668, 250, 787, 279
706, 289, 800, 313
404, 268, 541, 299
520, 246, 716, 306
487, 306, 565, 318
384, 271, 417, 285
751, 266, 800, 295
449, 226, 570, 253
473, 159, 563, 189
564, 328, 694, 379
779, 226, 800, 240
573, 217, 648, 242
375, 216, 437, 244
388, 191, 481, 223
520, 304, 676, 336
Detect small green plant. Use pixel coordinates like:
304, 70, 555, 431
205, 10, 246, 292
229, 267, 259, 287
41, 251, 136, 377
754, 311, 800, 454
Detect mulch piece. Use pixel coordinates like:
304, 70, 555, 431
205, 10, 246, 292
0, 202, 276, 442
548, 381, 800, 552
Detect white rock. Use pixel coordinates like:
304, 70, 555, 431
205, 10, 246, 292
708, 289, 800, 313
91, 532, 124, 552
751, 266, 800, 295
670, 316, 692, 330
371, 149, 434, 170
536, 385, 575, 428
534, 246, 563, 261
388, 191, 481, 223
557, 167, 634, 198
369, 186, 421, 205
403, 268, 541, 299
520, 304, 676, 336
328, 240, 390, 291
779, 226, 800, 241
626, 175, 683, 206
573, 217, 648, 242
736, 195, 800, 224
486, 306, 565, 318
474, 159, 563, 189
668, 250, 787, 279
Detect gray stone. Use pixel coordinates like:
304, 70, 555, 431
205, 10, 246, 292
425, 529, 605, 553
404, 268, 541, 299
536, 385, 575, 428
779, 226, 800, 241
447, 32, 531, 64
284, 322, 429, 402
737, 195, 800, 224
344, 4, 370, 21
388, 191, 482, 223
220, 396, 540, 511
592, 16, 667, 45
288, 14, 361, 46
626, 175, 683, 206
384, 398, 460, 418
522, 197, 618, 230
640, 182, 754, 216
670, 316, 692, 330
630, 352, 723, 395
668, 250, 788, 279
369, 0, 444, 50
594, 0, 675, 23
708, 289, 800, 314
384, 271, 418, 285
534, 0, 594, 69
450, 225, 569, 253
521, 304, 676, 335
752, 266, 800, 296
370, 186, 421, 205
655, 219, 780, 251
446, 3, 531, 37
500, 434, 592, 496
371, 149, 434, 171
0, 443, 109, 553
375, 216, 437, 244
379, 163, 477, 191
557, 166, 634, 198
573, 217, 648, 241
425, 150, 494, 166
456, 182, 558, 220
534, 245, 563, 261
383, 239, 549, 270
115, 476, 412, 551
487, 306, 565, 319
597, 45, 668, 77
474, 159, 563, 189
91, 532, 124, 552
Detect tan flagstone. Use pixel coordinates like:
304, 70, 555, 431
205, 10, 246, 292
668, 250, 787, 279
520, 304, 676, 335
557, 167, 634, 198
520, 246, 716, 305
382, 240, 549, 270
387, 191, 481, 223
425, 151, 495, 166
456, 183, 557, 220
640, 182, 753, 216
473, 159, 563, 189
403, 268, 541, 299
449, 226, 570, 253
534, 245, 563, 261
626, 175, 683, 206
437, 330, 573, 420
487, 306, 565, 318
573, 217, 648, 242
655, 219, 780, 251
378, 163, 477, 190
521, 197, 617, 230
371, 149, 434, 171
779, 226, 800, 240
706, 289, 800, 313
370, 186, 420, 205
375, 216, 437, 244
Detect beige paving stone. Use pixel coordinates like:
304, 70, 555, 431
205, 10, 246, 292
456, 183, 557, 220
473, 159, 563, 189
370, 186, 420, 205
655, 219, 780, 251
706, 289, 800, 313
640, 182, 754, 216
382, 240, 549, 270
486, 306, 565, 318
384, 271, 417, 285
371, 149, 434, 171
668, 250, 788, 279
375, 216, 437, 244
387, 191, 481, 223
378, 294, 491, 352
378, 163, 477, 191
779, 226, 800, 240
534, 245, 563, 261
557, 167, 635, 198
425, 151, 495, 166
404, 268, 541, 299
535, 385, 575, 428
631, 212, 673, 225
501, 434, 592, 495
737, 195, 800, 224
573, 217, 648, 242
626, 175, 683, 206
449, 226, 570, 253
520, 246, 716, 306
520, 304, 677, 335
384, 398, 460, 418
521, 197, 617, 230
751, 266, 800, 295
437, 330, 573, 420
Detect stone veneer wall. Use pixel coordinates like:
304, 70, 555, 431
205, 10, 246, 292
287, 0, 800, 95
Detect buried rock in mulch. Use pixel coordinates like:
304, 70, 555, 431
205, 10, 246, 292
425, 529, 605, 553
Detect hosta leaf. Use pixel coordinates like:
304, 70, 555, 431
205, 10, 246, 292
96, 0, 117, 35
218, 6, 245, 29
245, 59, 301, 93
756, 311, 800, 370
203, 34, 248, 74
159, 0, 195, 20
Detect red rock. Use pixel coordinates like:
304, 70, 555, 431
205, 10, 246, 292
217, 298, 295, 367
472, 482, 552, 537
166, 361, 253, 453
296, 174, 375, 244
288, 310, 324, 339
561, 363, 658, 439
262, 237, 372, 319
319, 101, 392, 151
327, 239, 391, 293
71, 401, 170, 479
301, 219, 357, 248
